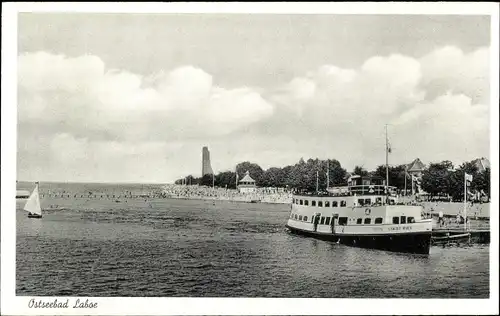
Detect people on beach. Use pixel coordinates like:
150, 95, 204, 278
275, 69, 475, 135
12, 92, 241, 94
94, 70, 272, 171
161, 184, 292, 204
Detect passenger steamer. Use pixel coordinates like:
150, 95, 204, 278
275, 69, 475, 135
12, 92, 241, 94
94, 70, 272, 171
286, 126, 433, 254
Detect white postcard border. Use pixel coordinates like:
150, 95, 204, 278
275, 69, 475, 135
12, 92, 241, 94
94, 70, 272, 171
2, 2, 499, 315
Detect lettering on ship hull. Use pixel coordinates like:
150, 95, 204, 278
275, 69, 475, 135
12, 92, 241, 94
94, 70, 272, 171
286, 225, 431, 255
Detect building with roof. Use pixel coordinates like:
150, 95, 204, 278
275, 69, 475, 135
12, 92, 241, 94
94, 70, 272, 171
238, 170, 256, 193
405, 158, 426, 195
472, 157, 490, 172
406, 158, 425, 178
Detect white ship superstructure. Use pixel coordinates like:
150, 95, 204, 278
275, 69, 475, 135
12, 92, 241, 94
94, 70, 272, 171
286, 125, 433, 254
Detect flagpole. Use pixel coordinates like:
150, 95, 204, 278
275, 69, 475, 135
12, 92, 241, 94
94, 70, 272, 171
404, 166, 407, 196
326, 160, 330, 190
385, 124, 389, 202
464, 172, 467, 231
316, 171, 319, 193
235, 168, 238, 189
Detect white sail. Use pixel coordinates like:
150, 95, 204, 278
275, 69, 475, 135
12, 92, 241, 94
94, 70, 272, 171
24, 183, 42, 216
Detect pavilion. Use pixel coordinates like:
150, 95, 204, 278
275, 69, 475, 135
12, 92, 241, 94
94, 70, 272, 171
238, 171, 256, 193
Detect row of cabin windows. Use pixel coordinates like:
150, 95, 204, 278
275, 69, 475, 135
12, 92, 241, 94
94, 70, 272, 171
355, 217, 383, 224
358, 198, 396, 206
291, 214, 416, 225
348, 216, 415, 225
358, 198, 381, 206
293, 199, 347, 207
393, 216, 415, 224
292, 198, 396, 207
290, 213, 308, 222
310, 216, 332, 225
310, 216, 380, 225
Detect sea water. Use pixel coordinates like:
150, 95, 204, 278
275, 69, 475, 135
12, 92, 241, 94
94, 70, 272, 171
16, 183, 489, 298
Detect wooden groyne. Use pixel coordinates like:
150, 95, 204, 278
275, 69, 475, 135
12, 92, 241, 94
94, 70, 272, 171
432, 228, 490, 244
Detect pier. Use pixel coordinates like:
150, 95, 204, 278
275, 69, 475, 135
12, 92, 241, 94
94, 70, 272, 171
432, 228, 490, 244
431, 217, 490, 244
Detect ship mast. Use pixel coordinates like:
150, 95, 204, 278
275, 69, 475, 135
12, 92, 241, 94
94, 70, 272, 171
385, 124, 389, 201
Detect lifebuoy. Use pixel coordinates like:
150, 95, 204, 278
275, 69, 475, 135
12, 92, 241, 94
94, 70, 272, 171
365, 208, 371, 215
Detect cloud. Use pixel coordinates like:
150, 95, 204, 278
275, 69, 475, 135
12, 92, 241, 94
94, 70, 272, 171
419, 46, 490, 104
257, 46, 489, 171
18, 52, 105, 93
17, 52, 275, 182
17, 46, 490, 182
18, 53, 274, 141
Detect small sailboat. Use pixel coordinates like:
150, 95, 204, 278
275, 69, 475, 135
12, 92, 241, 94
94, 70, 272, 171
24, 182, 43, 219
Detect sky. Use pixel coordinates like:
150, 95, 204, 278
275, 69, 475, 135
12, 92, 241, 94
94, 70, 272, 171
16, 13, 492, 183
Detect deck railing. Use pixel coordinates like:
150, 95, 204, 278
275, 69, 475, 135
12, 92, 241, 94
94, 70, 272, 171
342, 185, 397, 196
295, 185, 398, 197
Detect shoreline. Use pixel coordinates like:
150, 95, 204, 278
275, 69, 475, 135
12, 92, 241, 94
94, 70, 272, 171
162, 195, 290, 205
18, 193, 491, 219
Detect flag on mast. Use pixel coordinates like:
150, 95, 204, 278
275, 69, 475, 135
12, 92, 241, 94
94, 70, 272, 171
465, 173, 473, 183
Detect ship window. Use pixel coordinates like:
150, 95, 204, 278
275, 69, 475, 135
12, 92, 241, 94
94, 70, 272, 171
358, 199, 364, 206
299, 215, 303, 221
364, 218, 371, 224
318, 201, 323, 207
364, 199, 371, 205
292, 198, 295, 204
375, 217, 383, 224
320, 216, 325, 225
299, 199, 303, 205
325, 201, 330, 207
294, 214, 298, 220
376, 197, 382, 204
304, 216, 308, 222
408, 217, 415, 223
356, 218, 362, 224
304, 200, 309, 206
312, 200, 316, 207
340, 201, 346, 207
332, 201, 338, 207
401, 216, 407, 224
392, 217, 400, 224
338, 217, 348, 226
325, 217, 331, 225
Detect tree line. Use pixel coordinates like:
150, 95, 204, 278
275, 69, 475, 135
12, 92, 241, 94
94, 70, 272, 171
174, 158, 490, 201
175, 158, 348, 191
420, 160, 490, 202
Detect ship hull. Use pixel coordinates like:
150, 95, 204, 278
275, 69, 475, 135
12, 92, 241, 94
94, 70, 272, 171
286, 225, 431, 255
